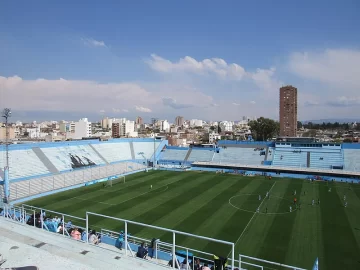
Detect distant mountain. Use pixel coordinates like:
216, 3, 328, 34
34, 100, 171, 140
302, 118, 360, 124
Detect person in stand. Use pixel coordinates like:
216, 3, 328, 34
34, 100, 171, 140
136, 242, 148, 259
115, 231, 124, 250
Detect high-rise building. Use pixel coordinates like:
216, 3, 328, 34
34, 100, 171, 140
73, 118, 92, 139
135, 116, 143, 125
279, 85, 298, 137
175, 116, 184, 127
112, 119, 137, 137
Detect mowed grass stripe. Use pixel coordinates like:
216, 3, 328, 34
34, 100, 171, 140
284, 180, 319, 269
91, 173, 218, 230
135, 175, 247, 239
124, 174, 225, 235
45, 170, 177, 214
256, 179, 301, 264
350, 187, 360, 248
320, 183, 360, 269
87, 172, 198, 227
25, 170, 170, 209
151, 175, 256, 250
201, 179, 275, 256
237, 178, 292, 261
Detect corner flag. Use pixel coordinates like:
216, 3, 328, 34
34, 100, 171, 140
312, 257, 319, 270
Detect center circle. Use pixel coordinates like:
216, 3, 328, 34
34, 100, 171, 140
229, 194, 297, 215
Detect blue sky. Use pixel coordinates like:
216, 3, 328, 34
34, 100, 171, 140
1, 0, 360, 122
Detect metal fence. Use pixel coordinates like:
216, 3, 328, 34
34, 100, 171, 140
9, 161, 146, 201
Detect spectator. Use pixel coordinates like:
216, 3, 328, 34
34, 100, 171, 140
136, 242, 148, 259
65, 220, 72, 230
194, 258, 202, 270
89, 230, 100, 245
202, 263, 211, 270
149, 238, 157, 259
115, 231, 124, 250
71, 228, 81, 240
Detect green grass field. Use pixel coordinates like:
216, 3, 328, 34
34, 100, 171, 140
25, 170, 360, 269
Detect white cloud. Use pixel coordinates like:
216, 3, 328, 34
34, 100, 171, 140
122, 109, 129, 113
0, 75, 152, 113
135, 106, 152, 113
147, 54, 247, 81
232, 102, 241, 106
82, 38, 107, 48
250, 101, 256, 104
99, 109, 106, 113
289, 49, 360, 88
146, 54, 281, 94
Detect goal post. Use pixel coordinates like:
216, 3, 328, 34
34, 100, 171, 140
104, 176, 125, 187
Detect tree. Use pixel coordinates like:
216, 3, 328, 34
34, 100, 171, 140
248, 117, 279, 141
297, 121, 303, 129
217, 125, 222, 134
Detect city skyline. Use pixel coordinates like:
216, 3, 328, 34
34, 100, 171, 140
1, 1, 360, 122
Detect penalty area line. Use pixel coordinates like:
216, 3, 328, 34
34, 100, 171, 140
229, 182, 277, 256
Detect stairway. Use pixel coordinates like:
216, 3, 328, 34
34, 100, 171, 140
0, 168, 4, 180
129, 142, 135, 159
183, 148, 192, 165
32, 147, 59, 173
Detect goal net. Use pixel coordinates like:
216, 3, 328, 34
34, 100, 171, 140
104, 176, 125, 187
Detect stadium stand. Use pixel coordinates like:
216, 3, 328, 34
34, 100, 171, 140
212, 147, 265, 165
309, 150, 343, 169
0, 149, 51, 180
91, 142, 132, 163
187, 149, 215, 162
272, 149, 308, 168
343, 149, 360, 171
133, 141, 160, 160
0, 215, 163, 270
159, 148, 188, 162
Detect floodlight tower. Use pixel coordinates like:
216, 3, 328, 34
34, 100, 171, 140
2, 108, 11, 203
151, 118, 158, 168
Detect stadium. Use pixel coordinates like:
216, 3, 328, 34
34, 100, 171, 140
1, 138, 360, 269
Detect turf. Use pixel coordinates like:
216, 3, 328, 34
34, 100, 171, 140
24, 170, 360, 269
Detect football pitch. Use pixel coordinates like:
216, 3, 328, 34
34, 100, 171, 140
25, 170, 360, 269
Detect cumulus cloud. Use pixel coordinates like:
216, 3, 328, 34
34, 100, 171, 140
250, 101, 256, 104
232, 102, 241, 106
210, 103, 220, 107
289, 49, 360, 88
82, 38, 107, 48
327, 96, 360, 107
135, 106, 152, 113
147, 54, 280, 84
162, 97, 193, 109
99, 109, 106, 113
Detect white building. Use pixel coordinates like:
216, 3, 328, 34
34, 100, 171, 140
161, 120, 170, 132
190, 119, 203, 127
220, 121, 233, 132
26, 125, 41, 138
209, 132, 221, 143
73, 118, 92, 139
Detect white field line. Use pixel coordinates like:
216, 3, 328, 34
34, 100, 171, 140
229, 182, 277, 256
